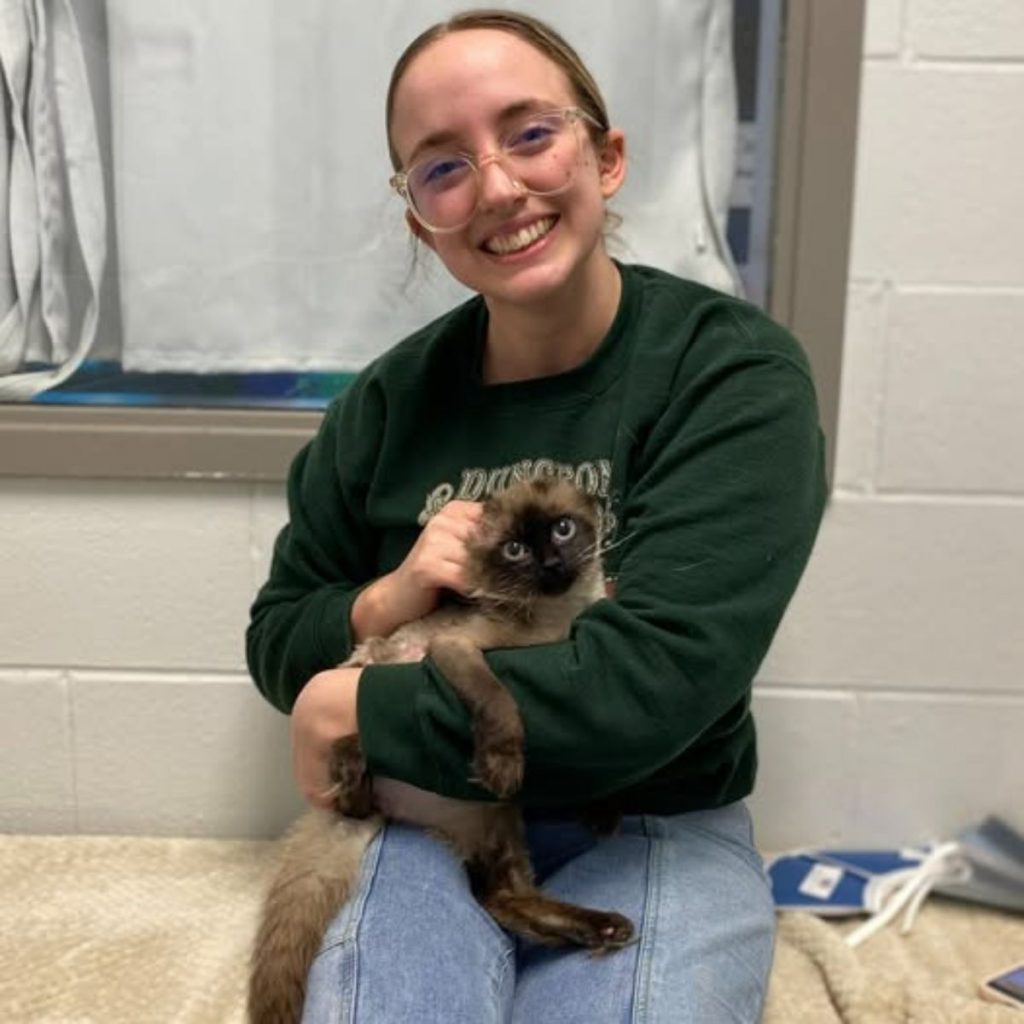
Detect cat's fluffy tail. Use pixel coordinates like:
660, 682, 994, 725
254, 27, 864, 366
248, 809, 380, 1024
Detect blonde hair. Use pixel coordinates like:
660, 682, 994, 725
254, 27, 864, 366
385, 9, 611, 172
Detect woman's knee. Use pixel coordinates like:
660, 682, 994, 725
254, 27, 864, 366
327, 822, 512, 950
634, 805, 775, 1023
307, 823, 515, 1023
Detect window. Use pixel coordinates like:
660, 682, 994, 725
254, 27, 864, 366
0, 0, 864, 480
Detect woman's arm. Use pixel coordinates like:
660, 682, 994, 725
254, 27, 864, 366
288, 500, 484, 808
245, 389, 379, 713
248, 373, 488, 803
354, 339, 827, 806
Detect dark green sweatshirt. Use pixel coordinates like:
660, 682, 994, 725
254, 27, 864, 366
247, 263, 827, 815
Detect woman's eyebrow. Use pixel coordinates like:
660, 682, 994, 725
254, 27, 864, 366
407, 128, 461, 164
405, 99, 555, 164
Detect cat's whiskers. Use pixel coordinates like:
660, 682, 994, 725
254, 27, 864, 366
671, 558, 712, 573
580, 530, 636, 563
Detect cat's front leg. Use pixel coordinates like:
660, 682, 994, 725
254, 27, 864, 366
427, 634, 524, 798
326, 735, 375, 818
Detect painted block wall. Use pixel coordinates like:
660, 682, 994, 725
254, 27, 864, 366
1, 0, 1022, 848
749, 0, 1024, 847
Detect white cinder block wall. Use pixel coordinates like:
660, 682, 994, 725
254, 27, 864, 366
1, 0, 1022, 847
749, 0, 1024, 847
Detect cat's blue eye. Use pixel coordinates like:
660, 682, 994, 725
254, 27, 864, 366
502, 540, 529, 562
551, 517, 576, 542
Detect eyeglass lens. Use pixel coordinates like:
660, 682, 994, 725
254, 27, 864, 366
406, 113, 582, 231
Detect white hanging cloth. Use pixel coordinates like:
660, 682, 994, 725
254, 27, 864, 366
107, 0, 738, 375
0, 0, 106, 400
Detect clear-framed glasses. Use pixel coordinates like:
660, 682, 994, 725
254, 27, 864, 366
390, 107, 604, 234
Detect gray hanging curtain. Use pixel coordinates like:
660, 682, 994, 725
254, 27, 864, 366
106, 0, 738, 375
0, 0, 106, 400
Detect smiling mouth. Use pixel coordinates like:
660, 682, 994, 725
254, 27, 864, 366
482, 216, 557, 256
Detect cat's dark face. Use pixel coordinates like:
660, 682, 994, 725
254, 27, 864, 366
468, 478, 601, 600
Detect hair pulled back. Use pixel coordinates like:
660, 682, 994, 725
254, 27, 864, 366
385, 9, 611, 171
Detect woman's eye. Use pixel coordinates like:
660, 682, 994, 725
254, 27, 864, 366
507, 121, 557, 152
417, 156, 470, 189
502, 540, 529, 562
551, 517, 576, 542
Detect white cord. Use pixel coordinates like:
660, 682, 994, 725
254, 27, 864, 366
845, 842, 972, 948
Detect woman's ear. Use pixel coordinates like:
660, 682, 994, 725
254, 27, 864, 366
598, 129, 627, 200
405, 211, 437, 252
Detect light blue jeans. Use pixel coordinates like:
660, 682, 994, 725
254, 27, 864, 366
302, 802, 775, 1023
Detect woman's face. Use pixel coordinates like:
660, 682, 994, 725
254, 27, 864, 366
389, 29, 625, 309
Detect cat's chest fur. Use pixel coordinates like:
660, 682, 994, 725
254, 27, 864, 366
347, 561, 604, 832
351, 573, 604, 666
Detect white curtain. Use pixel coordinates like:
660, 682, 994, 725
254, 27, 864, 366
105, 0, 738, 375
0, 0, 106, 399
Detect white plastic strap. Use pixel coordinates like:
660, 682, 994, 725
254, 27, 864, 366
845, 841, 972, 948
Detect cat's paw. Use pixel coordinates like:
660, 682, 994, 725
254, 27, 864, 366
327, 735, 374, 818
472, 741, 524, 798
471, 708, 524, 797
576, 910, 635, 954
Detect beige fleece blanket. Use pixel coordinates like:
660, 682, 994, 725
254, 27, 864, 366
0, 835, 1021, 1023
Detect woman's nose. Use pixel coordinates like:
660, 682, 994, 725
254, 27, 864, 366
476, 154, 526, 212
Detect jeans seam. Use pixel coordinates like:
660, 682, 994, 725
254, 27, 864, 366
491, 946, 515, 1024
630, 815, 661, 1024
307, 826, 385, 1024
332, 942, 356, 1024
316, 826, 385, 956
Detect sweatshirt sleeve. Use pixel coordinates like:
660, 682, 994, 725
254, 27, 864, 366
246, 378, 384, 712
356, 317, 827, 804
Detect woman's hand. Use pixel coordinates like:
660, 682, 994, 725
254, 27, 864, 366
351, 500, 484, 641
290, 666, 362, 809
299, 503, 481, 807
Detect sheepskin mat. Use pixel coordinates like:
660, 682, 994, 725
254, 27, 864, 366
1, 834, 1021, 1023
764, 906, 1022, 1023
0, 836, 273, 1024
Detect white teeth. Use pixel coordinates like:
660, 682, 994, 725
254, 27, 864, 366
484, 218, 555, 255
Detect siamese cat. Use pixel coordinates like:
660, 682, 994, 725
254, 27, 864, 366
249, 477, 634, 1024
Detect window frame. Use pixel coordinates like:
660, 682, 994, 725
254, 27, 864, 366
0, 0, 864, 482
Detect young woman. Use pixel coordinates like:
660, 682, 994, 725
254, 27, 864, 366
247, 10, 826, 1022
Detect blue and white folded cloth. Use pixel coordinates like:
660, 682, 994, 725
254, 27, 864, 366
765, 816, 1024, 947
